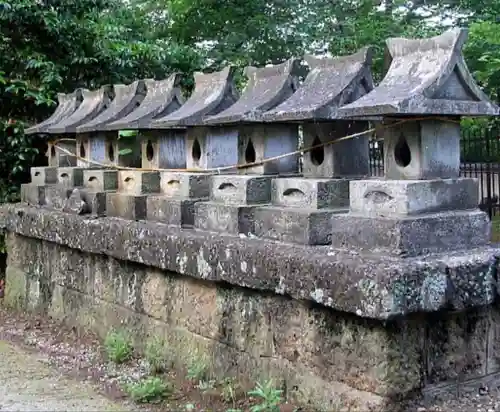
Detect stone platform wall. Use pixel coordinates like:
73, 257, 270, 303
5, 231, 500, 411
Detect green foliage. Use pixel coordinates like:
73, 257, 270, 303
248, 380, 283, 412
186, 352, 209, 381
0, 0, 499, 213
104, 329, 133, 364
144, 336, 168, 374
221, 377, 240, 404
125, 376, 172, 403
0, 0, 201, 206
466, 20, 500, 101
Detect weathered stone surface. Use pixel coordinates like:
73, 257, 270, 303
83, 170, 118, 192
237, 124, 299, 175
76, 131, 141, 169
210, 175, 272, 205
159, 172, 211, 199
63, 189, 90, 215
350, 178, 479, 216
25, 91, 83, 135
186, 125, 239, 170
339, 29, 499, 117
7, 233, 500, 411
42, 185, 73, 210
1, 204, 498, 319
57, 167, 84, 187
253, 206, 343, 245
140, 130, 186, 169
146, 196, 200, 226
194, 201, 257, 234
302, 121, 370, 178
382, 119, 461, 180
47, 86, 114, 134
117, 171, 160, 195
76, 81, 147, 133
104, 74, 185, 131
106, 193, 148, 220
20, 184, 45, 206
262, 48, 374, 121
47, 140, 77, 167
153, 66, 239, 128
271, 177, 349, 209
331, 210, 491, 256
30, 167, 58, 185
77, 189, 107, 216
205, 58, 300, 124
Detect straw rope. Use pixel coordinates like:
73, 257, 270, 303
48, 117, 461, 174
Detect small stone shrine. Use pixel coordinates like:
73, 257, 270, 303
75, 81, 147, 169
21, 86, 114, 210
5, 29, 500, 412
145, 67, 239, 226
335, 28, 497, 256
25, 90, 83, 168
103, 74, 185, 170
253, 48, 374, 244
194, 58, 301, 234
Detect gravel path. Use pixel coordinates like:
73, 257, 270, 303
0, 340, 130, 412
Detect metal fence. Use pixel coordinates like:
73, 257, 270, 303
368, 126, 500, 218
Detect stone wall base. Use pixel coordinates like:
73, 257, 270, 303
4, 233, 500, 411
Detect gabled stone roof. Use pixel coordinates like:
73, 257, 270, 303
339, 29, 499, 118
47, 85, 114, 134
204, 58, 300, 124
104, 74, 185, 131
152, 66, 239, 128
262, 48, 374, 122
25, 90, 83, 135
76, 80, 147, 133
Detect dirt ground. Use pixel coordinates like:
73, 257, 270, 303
0, 307, 500, 412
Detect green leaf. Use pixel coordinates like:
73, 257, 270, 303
118, 130, 138, 138
118, 148, 133, 155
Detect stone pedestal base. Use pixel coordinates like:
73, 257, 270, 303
147, 196, 202, 227
21, 184, 46, 206
159, 171, 211, 199
21, 183, 71, 208
331, 209, 491, 256
83, 170, 118, 192
31, 167, 58, 185
271, 177, 350, 209
106, 193, 148, 220
349, 178, 479, 216
57, 167, 84, 187
254, 206, 347, 245
117, 171, 160, 195
21, 183, 109, 216
210, 174, 272, 205
195, 201, 259, 234
77, 189, 108, 216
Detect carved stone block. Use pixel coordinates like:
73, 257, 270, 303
271, 177, 349, 209
31, 167, 57, 185
83, 170, 118, 192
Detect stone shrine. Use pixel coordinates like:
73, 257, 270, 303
25, 90, 83, 168
335, 28, 497, 256
3, 29, 500, 412
21, 86, 115, 211
145, 67, 239, 226
75, 80, 146, 169
253, 47, 374, 244
195, 58, 301, 234
104, 74, 185, 170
